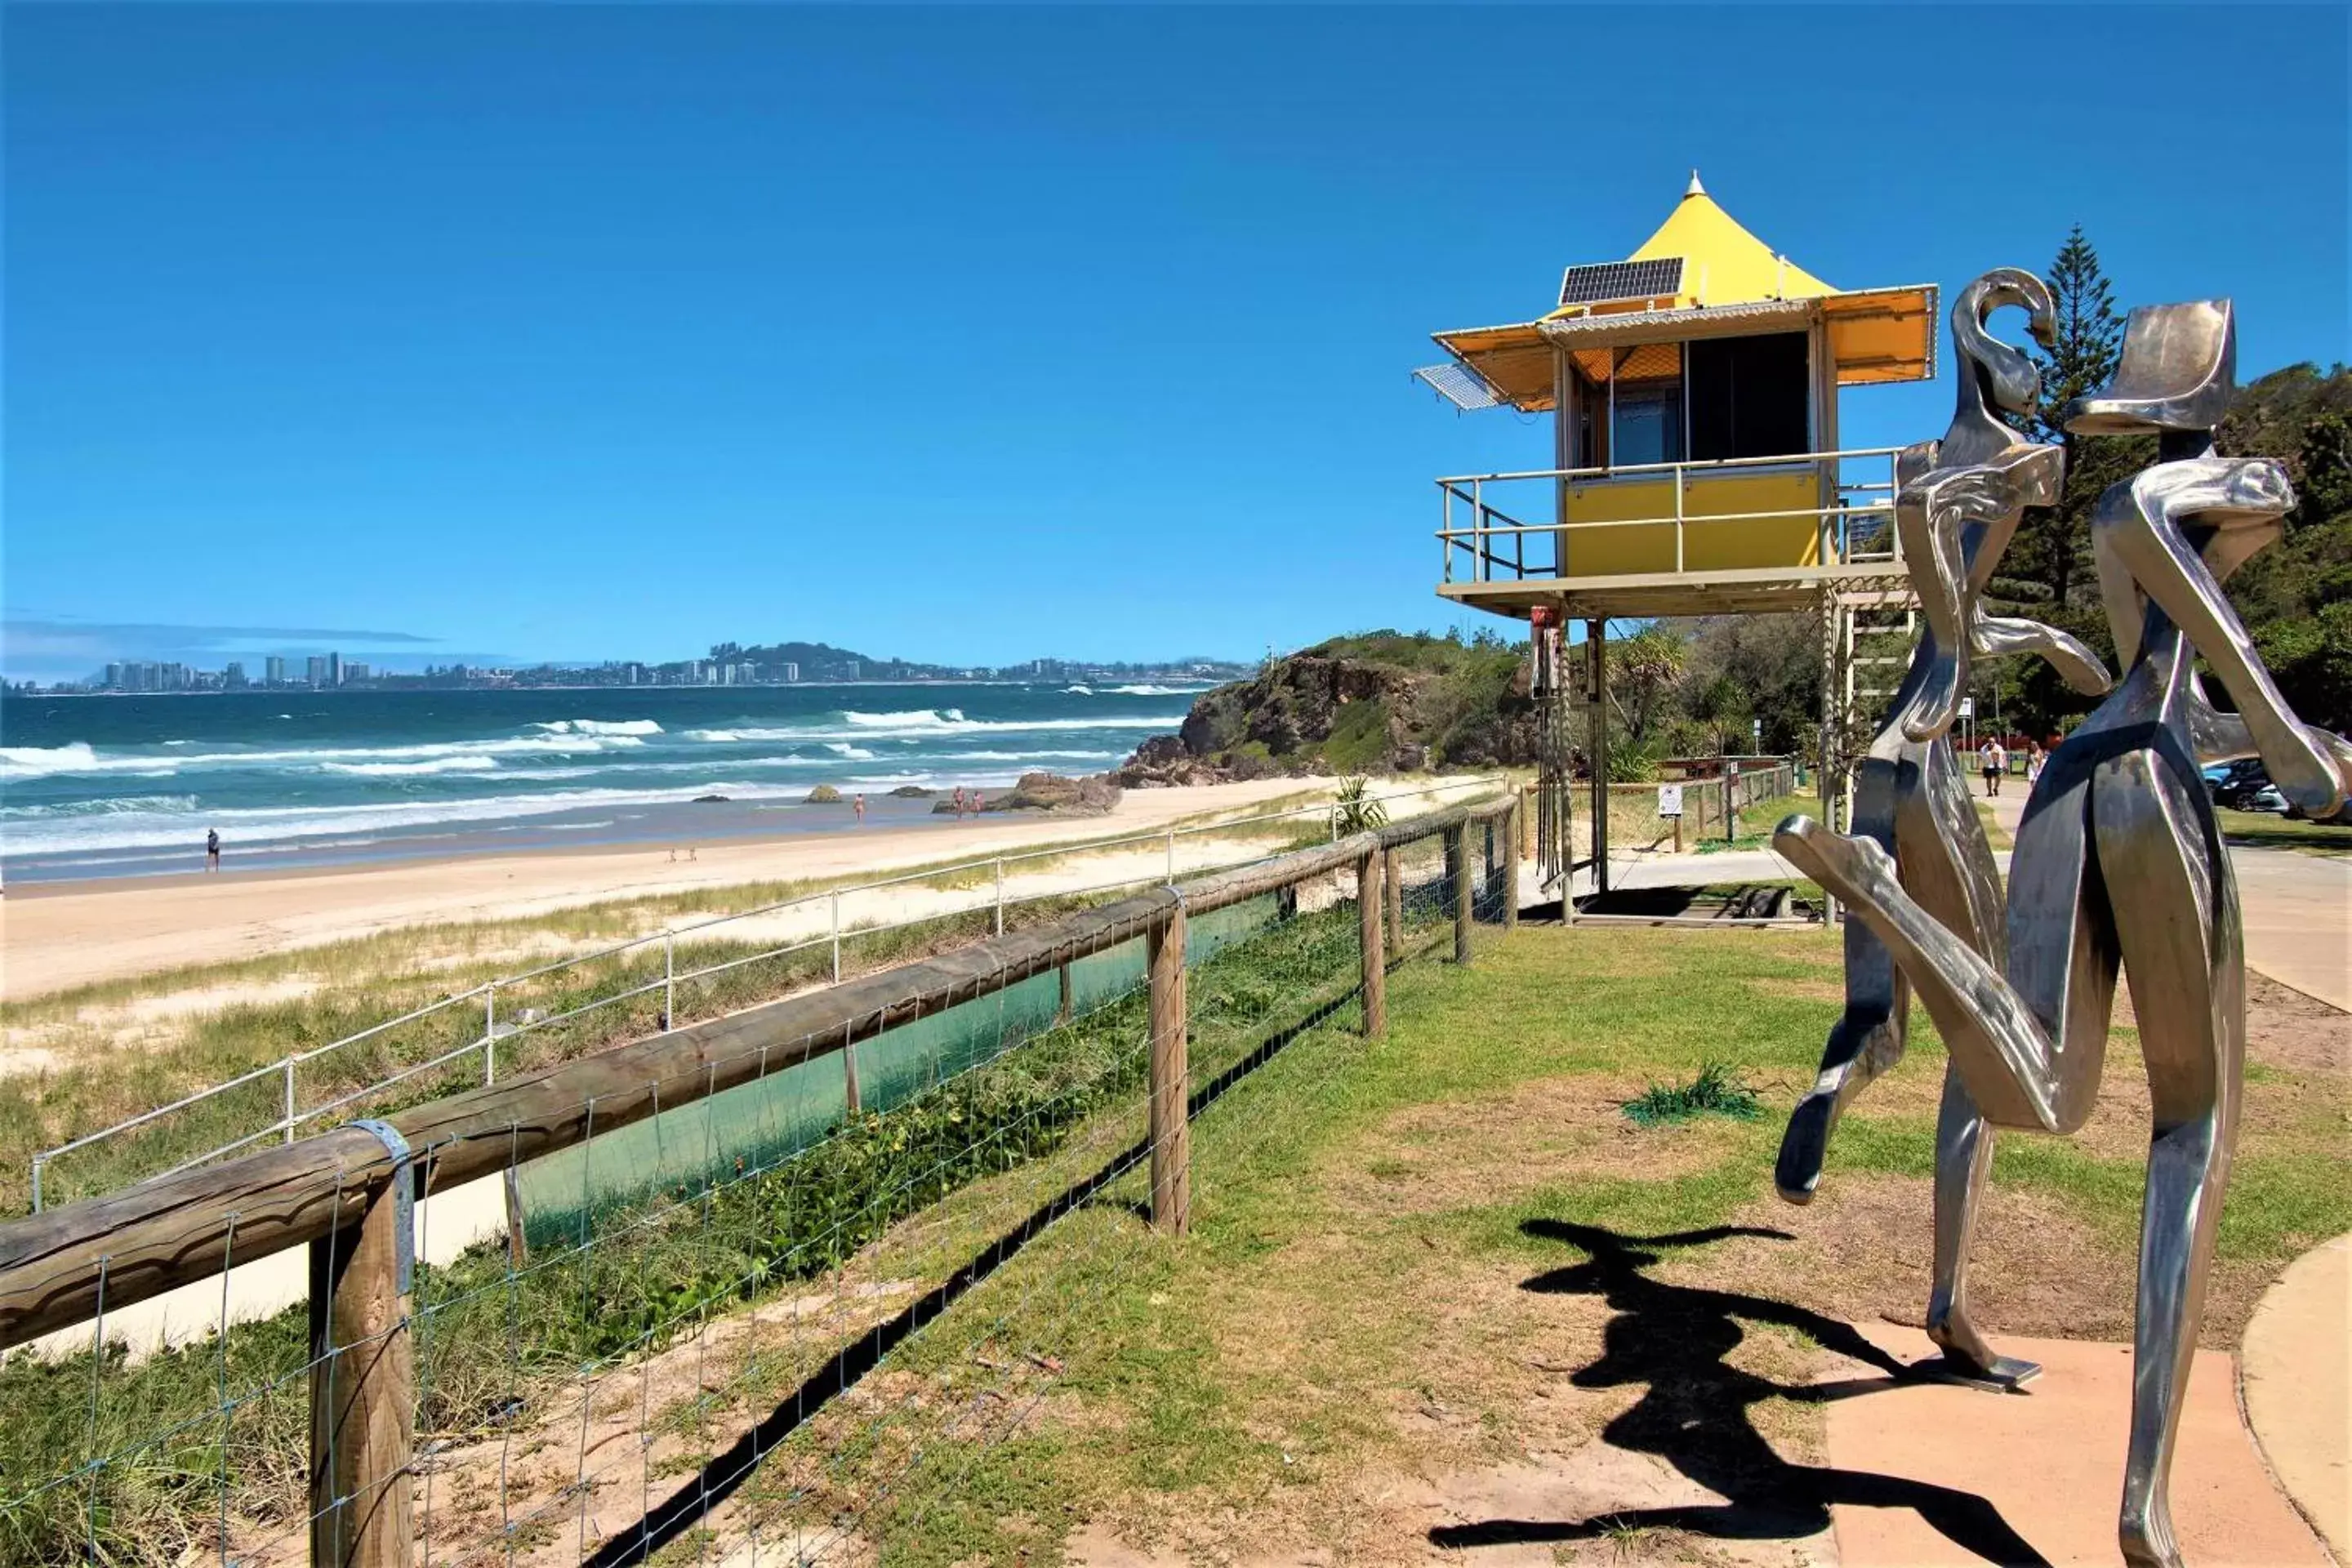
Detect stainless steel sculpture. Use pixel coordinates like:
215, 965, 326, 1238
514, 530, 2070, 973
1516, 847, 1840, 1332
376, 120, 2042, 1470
1773, 296, 2352, 1568
1774, 269, 2110, 1388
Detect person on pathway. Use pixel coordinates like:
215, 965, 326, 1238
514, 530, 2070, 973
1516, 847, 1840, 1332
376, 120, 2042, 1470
2025, 742, 2045, 786
1978, 737, 2007, 797
205, 828, 221, 872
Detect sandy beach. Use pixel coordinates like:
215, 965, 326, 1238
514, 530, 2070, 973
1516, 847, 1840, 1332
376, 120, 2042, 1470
1, 777, 1352, 1001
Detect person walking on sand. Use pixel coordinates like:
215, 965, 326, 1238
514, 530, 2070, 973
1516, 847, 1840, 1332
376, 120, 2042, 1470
951, 786, 966, 820
1978, 737, 2006, 797
205, 828, 221, 872
853, 792, 866, 826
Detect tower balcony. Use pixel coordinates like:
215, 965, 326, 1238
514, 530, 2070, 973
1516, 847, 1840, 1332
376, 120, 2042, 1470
1434, 447, 1916, 619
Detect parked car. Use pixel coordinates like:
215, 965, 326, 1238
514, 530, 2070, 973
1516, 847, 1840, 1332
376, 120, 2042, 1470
2203, 760, 2287, 814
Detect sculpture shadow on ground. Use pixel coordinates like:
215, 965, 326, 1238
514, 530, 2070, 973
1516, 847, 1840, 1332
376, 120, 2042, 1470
1426, 1219, 2052, 1567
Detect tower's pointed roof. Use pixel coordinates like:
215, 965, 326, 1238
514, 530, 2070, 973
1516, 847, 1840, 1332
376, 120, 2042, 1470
1601, 176, 1832, 314
1421, 175, 1938, 412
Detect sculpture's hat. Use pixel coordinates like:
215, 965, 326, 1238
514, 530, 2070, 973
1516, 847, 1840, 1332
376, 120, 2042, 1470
2063, 300, 2236, 436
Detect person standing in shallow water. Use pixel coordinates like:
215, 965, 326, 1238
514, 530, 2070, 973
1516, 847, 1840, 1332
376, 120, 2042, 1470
853, 792, 866, 826
205, 829, 220, 871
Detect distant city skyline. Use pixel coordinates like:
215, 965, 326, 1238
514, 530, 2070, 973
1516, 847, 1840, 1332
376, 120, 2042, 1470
15, 642, 1253, 697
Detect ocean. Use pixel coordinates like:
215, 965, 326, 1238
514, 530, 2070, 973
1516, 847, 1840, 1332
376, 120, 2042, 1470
0, 682, 1205, 884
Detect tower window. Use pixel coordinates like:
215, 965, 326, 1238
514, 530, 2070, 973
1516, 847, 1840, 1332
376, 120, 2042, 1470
1686, 332, 1810, 461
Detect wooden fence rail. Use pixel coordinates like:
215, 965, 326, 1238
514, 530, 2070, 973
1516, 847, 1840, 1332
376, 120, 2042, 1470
2, 798, 1515, 1494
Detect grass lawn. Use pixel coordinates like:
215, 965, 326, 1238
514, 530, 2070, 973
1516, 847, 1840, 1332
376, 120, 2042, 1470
715, 923, 2350, 1563
16, 915, 2342, 1566
2216, 808, 2352, 857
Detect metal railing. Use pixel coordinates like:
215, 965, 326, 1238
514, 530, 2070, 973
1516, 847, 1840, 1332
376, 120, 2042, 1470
27, 775, 1505, 1210
1436, 447, 1906, 584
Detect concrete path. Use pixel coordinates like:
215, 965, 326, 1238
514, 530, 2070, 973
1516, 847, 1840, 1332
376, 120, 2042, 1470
2240, 1233, 2351, 1563
1980, 788, 2349, 1009
1828, 1325, 2329, 1566
1542, 792, 2348, 1011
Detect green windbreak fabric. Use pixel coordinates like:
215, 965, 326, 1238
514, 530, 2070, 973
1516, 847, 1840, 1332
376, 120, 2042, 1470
516, 893, 1280, 1244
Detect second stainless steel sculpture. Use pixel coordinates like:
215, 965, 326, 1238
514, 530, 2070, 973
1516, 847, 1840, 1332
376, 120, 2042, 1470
1774, 296, 2352, 1568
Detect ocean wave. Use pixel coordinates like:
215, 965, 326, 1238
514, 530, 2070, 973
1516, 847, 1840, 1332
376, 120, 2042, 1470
0, 781, 812, 858
681, 713, 1175, 744
823, 742, 877, 760
1, 793, 202, 818
0, 733, 650, 777
1103, 684, 1203, 697
1064, 684, 1094, 695
0, 742, 104, 775
320, 755, 501, 777
842, 707, 965, 729
527, 719, 665, 737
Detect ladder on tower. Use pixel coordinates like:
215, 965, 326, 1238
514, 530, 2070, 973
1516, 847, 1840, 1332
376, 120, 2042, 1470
1817, 577, 1922, 835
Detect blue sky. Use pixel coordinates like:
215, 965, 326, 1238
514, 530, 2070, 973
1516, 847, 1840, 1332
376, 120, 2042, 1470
6, 4, 2346, 682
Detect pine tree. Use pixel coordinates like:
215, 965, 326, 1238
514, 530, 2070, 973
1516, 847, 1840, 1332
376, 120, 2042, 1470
1989, 225, 2141, 737
2028, 225, 2126, 443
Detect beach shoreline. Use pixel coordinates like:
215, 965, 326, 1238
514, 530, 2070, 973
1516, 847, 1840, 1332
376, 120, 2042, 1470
2, 777, 1355, 1000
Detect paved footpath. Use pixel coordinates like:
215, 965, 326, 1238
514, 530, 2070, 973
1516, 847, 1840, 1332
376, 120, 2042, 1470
1548, 793, 2349, 1013
2241, 1233, 2351, 1563
1980, 789, 2349, 1009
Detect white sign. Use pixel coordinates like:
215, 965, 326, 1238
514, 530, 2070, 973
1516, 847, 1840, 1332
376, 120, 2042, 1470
1958, 697, 1976, 719
1658, 783, 1684, 817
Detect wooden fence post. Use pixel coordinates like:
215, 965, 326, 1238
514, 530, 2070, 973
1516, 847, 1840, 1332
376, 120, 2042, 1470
1382, 847, 1402, 960
1357, 850, 1385, 1037
1448, 826, 1473, 964
1057, 960, 1074, 1025
308, 1147, 414, 1568
1147, 906, 1190, 1235
1503, 800, 1521, 932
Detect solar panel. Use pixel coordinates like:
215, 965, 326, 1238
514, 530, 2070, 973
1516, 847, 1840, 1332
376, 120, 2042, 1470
1413, 363, 1507, 412
1557, 256, 1685, 310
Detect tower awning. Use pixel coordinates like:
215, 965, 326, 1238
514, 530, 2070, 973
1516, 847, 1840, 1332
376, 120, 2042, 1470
1426, 176, 1939, 410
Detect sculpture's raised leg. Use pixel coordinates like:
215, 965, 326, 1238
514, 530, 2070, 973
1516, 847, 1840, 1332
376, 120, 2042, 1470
1772, 756, 2118, 1138
1774, 751, 1909, 1204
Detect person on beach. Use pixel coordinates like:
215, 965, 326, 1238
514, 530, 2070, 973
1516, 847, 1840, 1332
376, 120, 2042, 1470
205, 828, 220, 871
951, 786, 966, 819
1978, 737, 2006, 797
853, 792, 866, 825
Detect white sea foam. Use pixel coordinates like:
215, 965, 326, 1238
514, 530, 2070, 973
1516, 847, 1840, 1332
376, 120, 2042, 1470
527, 719, 665, 737
0, 742, 104, 775
0, 733, 650, 778
1, 793, 203, 818
1103, 684, 1205, 697
842, 707, 966, 729
2, 782, 809, 858
823, 742, 878, 760
1064, 684, 1094, 695
320, 755, 501, 777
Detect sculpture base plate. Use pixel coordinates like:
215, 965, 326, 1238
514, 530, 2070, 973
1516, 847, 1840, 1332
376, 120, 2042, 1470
1905, 1348, 2043, 1392
1826, 1325, 2328, 1566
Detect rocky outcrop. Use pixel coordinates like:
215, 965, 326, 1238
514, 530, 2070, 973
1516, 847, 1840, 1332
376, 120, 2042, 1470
888, 785, 935, 798
1116, 638, 1538, 783
804, 784, 844, 804
975, 772, 1121, 815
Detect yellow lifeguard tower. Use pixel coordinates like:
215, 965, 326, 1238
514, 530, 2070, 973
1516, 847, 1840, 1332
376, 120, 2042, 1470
1414, 173, 1936, 899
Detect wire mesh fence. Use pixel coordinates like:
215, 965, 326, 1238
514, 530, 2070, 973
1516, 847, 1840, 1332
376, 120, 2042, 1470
0, 800, 1515, 1568
24, 778, 1505, 1217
